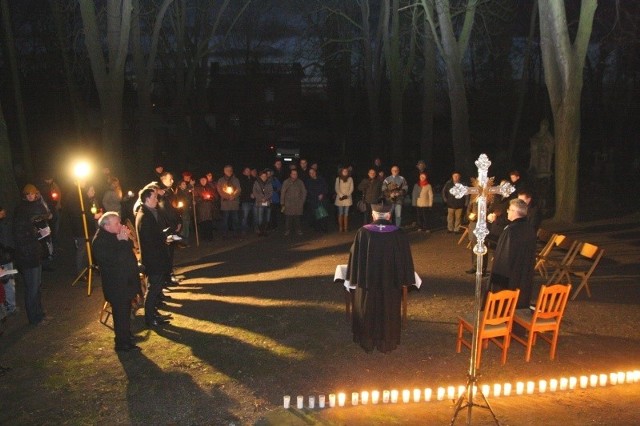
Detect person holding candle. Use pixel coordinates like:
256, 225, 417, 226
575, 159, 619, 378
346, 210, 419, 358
216, 165, 241, 238
346, 203, 416, 353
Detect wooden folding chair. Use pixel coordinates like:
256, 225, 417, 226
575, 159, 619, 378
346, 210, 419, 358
534, 233, 559, 278
544, 237, 581, 284
457, 225, 469, 247
456, 289, 520, 368
554, 242, 605, 300
511, 284, 571, 361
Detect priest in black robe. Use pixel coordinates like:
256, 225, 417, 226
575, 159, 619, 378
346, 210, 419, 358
347, 203, 416, 353
489, 198, 537, 309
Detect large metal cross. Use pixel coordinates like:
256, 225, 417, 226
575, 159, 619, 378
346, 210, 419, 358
448, 153, 514, 426
449, 154, 515, 256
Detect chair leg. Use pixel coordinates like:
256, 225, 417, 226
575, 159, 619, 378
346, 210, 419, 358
571, 278, 590, 300
501, 335, 511, 365
456, 321, 464, 353
525, 331, 536, 362
550, 330, 560, 360
344, 289, 351, 321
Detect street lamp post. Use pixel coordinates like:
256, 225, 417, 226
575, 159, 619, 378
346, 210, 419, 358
71, 161, 95, 296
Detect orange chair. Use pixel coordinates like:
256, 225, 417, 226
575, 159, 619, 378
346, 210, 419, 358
511, 284, 571, 362
555, 242, 605, 300
456, 289, 520, 368
534, 232, 558, 278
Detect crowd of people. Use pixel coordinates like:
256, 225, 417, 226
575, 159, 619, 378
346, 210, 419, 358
0, 155, 542, 356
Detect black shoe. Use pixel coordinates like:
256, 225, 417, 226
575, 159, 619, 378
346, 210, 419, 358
146, 318, 170, 327
160, 293, 172, 300
154, 313, 173, 321
115, 344, 142, 352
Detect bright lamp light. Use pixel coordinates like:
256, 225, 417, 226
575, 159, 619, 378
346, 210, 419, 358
73, 161, 91, 179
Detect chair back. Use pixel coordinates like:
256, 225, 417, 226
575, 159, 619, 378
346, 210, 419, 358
483, 289, 520, 328
532, 284, 571, 323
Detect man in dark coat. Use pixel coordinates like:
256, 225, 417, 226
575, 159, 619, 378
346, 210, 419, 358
92, 212, 141, 352
346, 203, 416, 353
489, 198, 537, 309
135, 187, 172, 327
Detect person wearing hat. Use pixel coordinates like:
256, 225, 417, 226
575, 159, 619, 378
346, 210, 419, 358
346, 202, 416, 353
13, 185, 52, 324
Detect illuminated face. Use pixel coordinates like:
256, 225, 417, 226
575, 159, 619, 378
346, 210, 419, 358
368, 169, 376, 179
419, 174, 427, 182
103, 216, 122, 234
300, 160, 307, 169
309, 169, 317, 179
340, 168, 349, 177
452, 173, 461, 183
391, 166, 399, 176
87, 186, 96, 198
144, 191, 158, 209
26, 193, 37, 202
518, 194, 531, 205
224, 166, 233, 177
199, 178, 207, 186
290, 170, 298, 180
161, 174, 174, 187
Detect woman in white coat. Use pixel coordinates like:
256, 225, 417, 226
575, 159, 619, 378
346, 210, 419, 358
334, 167, 354, 232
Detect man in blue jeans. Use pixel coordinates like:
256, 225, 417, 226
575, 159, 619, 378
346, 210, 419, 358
382, 166, 408, 227
239, 167, 255, 233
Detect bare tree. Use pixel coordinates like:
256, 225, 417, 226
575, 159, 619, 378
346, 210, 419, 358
538, 0, 597, 222
78, 0, 134, 168
420, 0, 478, 176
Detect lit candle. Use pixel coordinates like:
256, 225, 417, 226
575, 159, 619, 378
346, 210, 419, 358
493, 383, 502, 397
634, 370, 640, 383
437, 387, 445, 401
560, 377, 568, 390
390, 389, 399, 403
309, 396, 315, 409
402, 389, 410, 403
580, 376, 588, 389
549, 379, 558, 392
319, 395, 325, 408
329, 394, 336, 408
371, 390, 379, 404
447, 386, 456, 400
383, 390, 390, 403
351, 392, 359, 406
589, 374, 598, 387
609, 372, 618, 385
516, 382, 524, 395
503, 383, 512, 396
617, 371, 625, 384
481, 384, 490, 397
225, 186, 234, 195
283, 395, 290, 409
539, 380, 547, 393
626, 371, 634, 383
424, 388, 432, 402
361, 391, 369, 405
413, 389, 421, 403
457, 385, 465, 398
526, 381, 535, 394
599, 374, 608, 387
338, 393, 346, 407
569, 377, 577, 389
297, 395, 304, 409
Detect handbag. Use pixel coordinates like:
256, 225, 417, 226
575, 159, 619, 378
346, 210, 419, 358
315, 204, 329, 219
357, 198, 367, 213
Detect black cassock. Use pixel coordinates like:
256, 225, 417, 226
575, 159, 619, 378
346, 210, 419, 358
489, 217, 537, 309
347, 220, 415, 353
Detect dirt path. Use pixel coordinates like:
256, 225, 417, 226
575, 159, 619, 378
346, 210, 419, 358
1, 213, 639, 425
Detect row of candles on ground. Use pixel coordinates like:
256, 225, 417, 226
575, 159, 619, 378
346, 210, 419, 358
283, 370, 640, 409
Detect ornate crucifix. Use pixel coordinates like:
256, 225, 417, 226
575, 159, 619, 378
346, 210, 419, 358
449, 154, 514, 425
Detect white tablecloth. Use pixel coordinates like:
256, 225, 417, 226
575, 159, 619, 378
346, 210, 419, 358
334, 264, 422, 291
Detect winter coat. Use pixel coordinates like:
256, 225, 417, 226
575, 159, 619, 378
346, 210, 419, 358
217, 175, 241, 211
253, 178, 274, 207
442, 179, 466, 209
357, 177, 383, 204
281, 178, 307, 216
13, 199, 46, 269
334, 177, 354, 207
411, 184, 433, 207
306, 176, 328, 209
193, 184, 214, 223
382, 175, 408, 205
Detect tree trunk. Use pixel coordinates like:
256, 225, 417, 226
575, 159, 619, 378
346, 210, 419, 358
1, 0, 33, 179
0, 100, 19, 213
420, 6, 436, 166
50, 0, 87, 142
539, 0, 597, 222
78, 0, 133, 169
